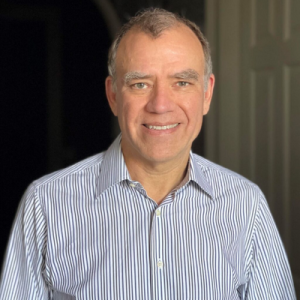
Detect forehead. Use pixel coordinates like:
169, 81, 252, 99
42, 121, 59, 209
115, 25, 204, 75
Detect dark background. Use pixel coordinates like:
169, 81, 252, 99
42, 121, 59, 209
0, 0, 205, 268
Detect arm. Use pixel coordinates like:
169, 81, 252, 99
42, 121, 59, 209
0, 184, 49, 299
244, 196, 296, 299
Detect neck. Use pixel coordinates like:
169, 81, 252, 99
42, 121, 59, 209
123, 152, 190, 205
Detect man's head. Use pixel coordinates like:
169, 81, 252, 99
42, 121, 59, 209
105, 8, 215, 169
108, 8, 212, 91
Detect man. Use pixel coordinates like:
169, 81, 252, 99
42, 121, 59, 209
0, 8, 296, 299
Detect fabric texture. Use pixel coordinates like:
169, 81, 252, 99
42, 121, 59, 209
0, 135, 296, 299
52, 290, 76, 300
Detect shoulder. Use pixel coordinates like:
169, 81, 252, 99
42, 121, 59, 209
192, 153, 265, 202
27, 151, 106, 194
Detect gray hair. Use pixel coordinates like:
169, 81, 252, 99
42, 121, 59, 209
107, 8, 213, 89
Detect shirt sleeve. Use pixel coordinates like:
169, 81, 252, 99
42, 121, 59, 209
0, 184, 49, 299
244, 195, 296, 299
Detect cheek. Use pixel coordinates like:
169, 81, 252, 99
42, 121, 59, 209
184, 97, 204, 122
118, 100, 141, 129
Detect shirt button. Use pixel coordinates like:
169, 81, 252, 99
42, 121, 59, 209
155, 209, 161, 216
157, 260, 163, 268
129, 183, 135, 188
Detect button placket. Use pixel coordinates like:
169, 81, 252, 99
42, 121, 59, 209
156, 207, 164, 299
156, 208, 162, 267
150, 206, 166, 300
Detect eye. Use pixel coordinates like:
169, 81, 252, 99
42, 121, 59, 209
177, 81, 190, 87
132, 82, 147, 89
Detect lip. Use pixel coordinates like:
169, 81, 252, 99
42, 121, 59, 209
142, 122, 180, 135
144, 123, 179, 129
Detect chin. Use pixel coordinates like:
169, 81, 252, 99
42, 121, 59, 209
142, 148, 185, 164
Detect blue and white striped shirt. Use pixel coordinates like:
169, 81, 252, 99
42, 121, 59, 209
0, 135, 296, 299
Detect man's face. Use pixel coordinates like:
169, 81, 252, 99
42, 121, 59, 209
106, 25, 215, 167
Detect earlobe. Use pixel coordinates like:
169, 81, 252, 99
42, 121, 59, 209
203, 74, 215, 115
105, 76, 118, 116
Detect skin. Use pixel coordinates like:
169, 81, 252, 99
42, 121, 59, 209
105, 24, 215, 203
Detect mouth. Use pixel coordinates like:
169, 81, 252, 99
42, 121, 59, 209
143, 123, 179, 130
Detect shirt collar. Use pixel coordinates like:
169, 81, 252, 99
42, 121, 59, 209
96, 134, 214, 200
189, 153, 215, 200
96, 134, 131, 197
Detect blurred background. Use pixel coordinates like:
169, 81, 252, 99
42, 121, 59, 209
1, 0, 299, 295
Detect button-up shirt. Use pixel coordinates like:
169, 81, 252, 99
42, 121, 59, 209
0, 135, 296, 299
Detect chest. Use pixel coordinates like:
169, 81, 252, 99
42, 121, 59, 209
45, 193, 247, 299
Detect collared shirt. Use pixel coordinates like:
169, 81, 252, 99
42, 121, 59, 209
0, 135, 296, 299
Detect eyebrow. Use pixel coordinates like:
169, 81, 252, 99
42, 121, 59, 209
172, 69, 199, 81
123, 71, 152, 85
123, 69, 200, 85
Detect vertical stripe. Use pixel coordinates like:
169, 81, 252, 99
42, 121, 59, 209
0, 135, 296, 299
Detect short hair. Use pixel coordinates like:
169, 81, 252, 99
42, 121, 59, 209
107, 8, 213, 89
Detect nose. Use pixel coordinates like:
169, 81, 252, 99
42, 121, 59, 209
146, 83, 174, 114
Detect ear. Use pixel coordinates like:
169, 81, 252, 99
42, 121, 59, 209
203, 74, 215, 115
105, 76, 118, 116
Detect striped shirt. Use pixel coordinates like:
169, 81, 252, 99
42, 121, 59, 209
0, 135, 296, 299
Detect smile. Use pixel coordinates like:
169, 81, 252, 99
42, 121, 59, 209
145, 123, 179, 130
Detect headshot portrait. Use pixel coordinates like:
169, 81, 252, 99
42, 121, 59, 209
0, 1, 299, 299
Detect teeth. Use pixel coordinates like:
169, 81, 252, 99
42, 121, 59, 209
147, 123, 179, 130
